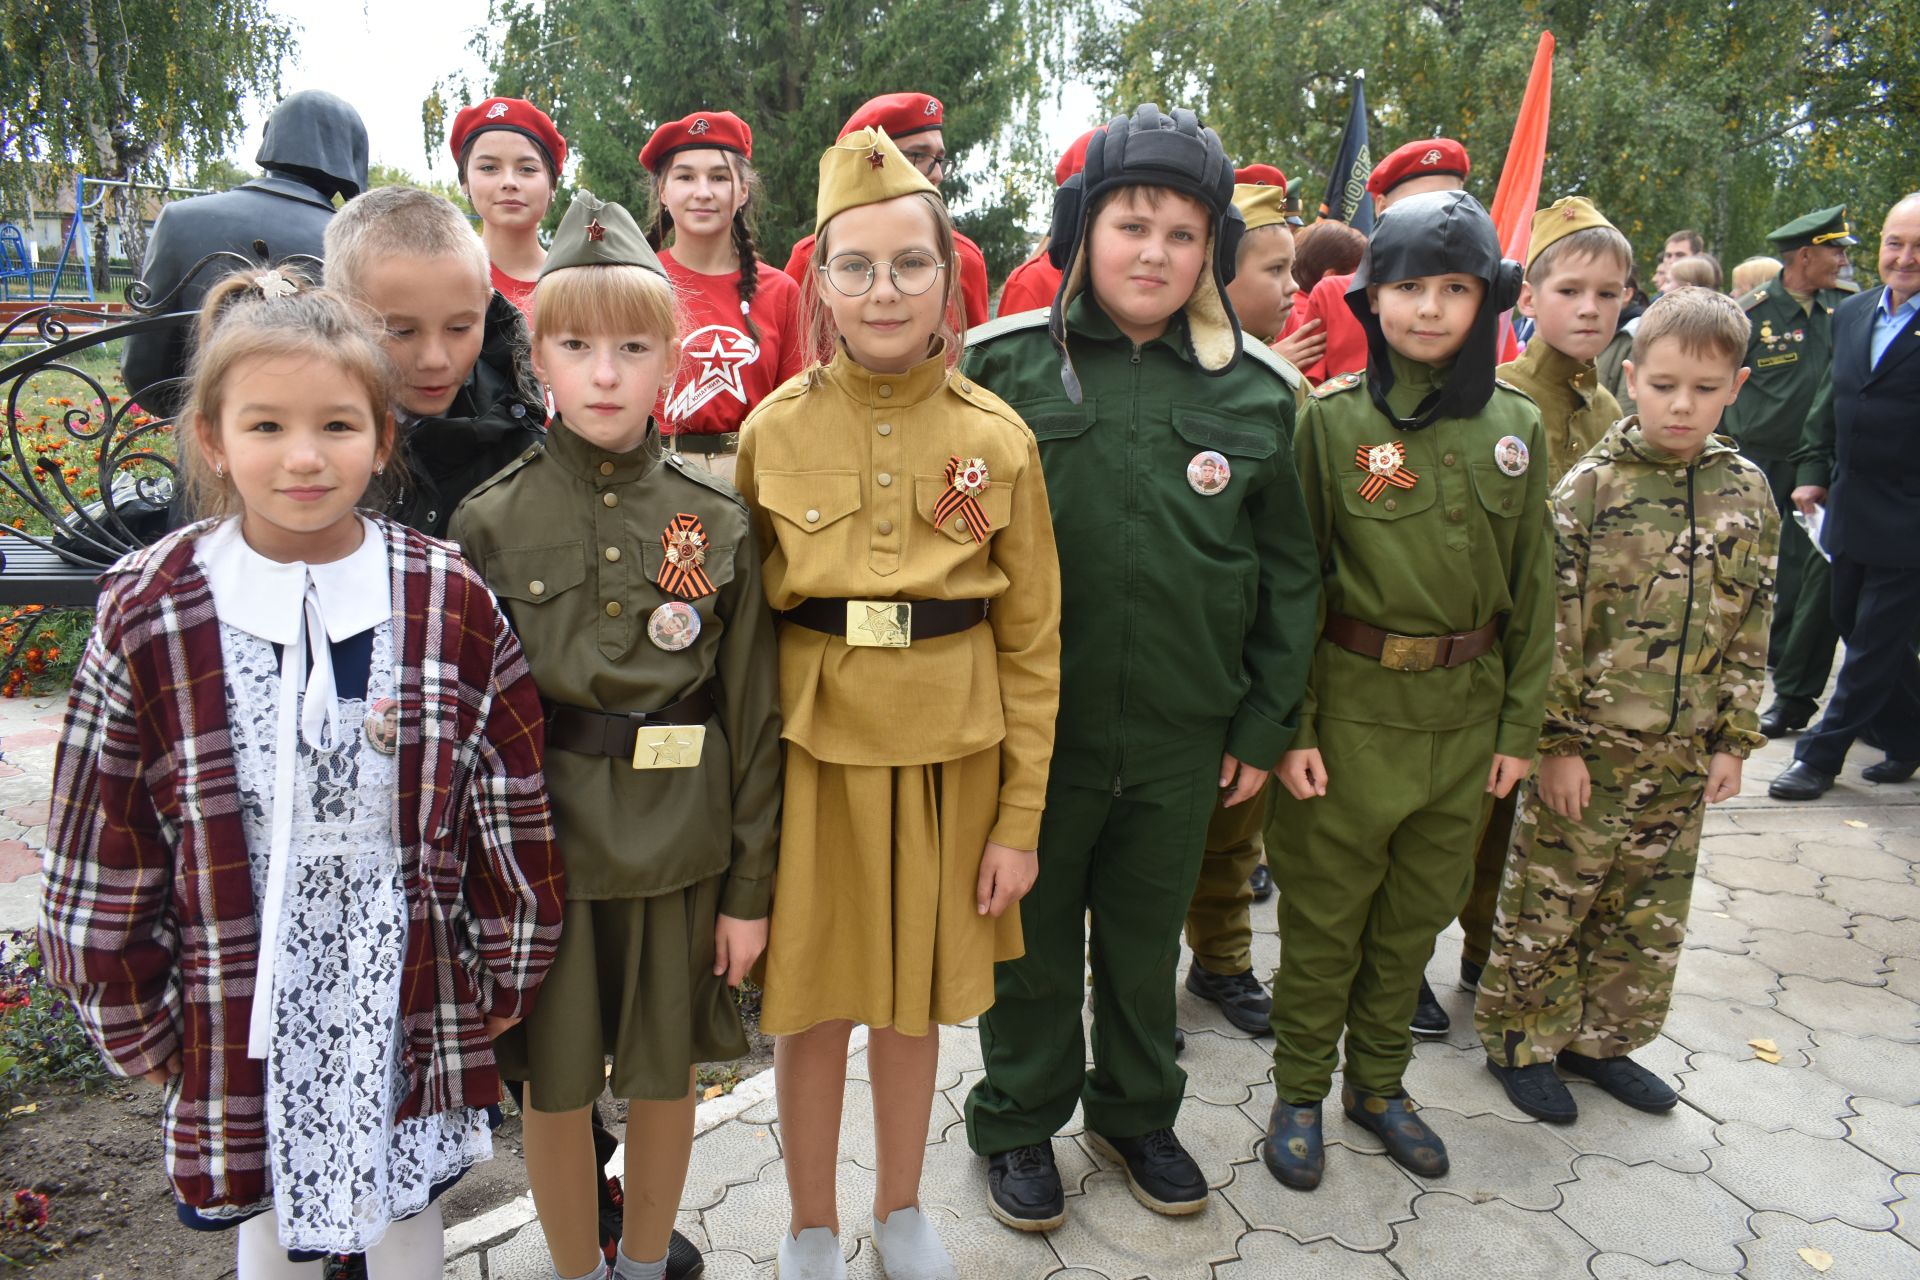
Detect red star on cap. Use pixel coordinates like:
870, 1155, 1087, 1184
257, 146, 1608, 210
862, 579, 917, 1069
868, 148, 886, 170
585, 219, 606, 242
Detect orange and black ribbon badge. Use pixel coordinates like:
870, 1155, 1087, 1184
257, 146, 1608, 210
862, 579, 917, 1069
1355, 442, 1419, 502
656, 513, 715, 598
933, 456, 992, 543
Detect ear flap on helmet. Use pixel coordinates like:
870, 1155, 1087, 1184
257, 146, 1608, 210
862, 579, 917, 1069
1216, 206, 1247, 285
1048, 173, 1086, 270
1491, 258, 1524, 313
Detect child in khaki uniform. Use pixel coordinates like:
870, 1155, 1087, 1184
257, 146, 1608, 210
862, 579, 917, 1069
735, 127, 1061, 1280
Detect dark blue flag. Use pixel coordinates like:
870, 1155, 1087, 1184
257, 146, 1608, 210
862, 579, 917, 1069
1319, 71, 1374, 234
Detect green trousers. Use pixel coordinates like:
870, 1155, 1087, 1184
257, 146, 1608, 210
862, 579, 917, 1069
1267, 718, 1496, 1102
1458, 789, 1519, 969
1770, 548, 1838, 709
1184, 789, 1270, 974
1756, 455, 1816, 663
966, 762, 1219, 1153
1475, 732, 1706, 1066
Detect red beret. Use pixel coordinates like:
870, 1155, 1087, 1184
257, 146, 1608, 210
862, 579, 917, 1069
639, 110, 753, 172
448, 97, 567, 174
1056, 129, 1098, 186
1366, 137, 1470, 199
1234, 164, 1289, 196
839, 93, 944, 141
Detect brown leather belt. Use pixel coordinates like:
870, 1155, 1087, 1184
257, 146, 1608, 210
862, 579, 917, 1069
544, 685, 715, 759
781, 597, 988, 648
1324, 612, 1500, 672
667, 432, 739, 456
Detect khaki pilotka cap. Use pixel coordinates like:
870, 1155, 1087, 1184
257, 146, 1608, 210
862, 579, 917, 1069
813, 127, 940, 234
1526, 196, 1620, 268
539, 189, 668, 279
1231, 184, 1290, 234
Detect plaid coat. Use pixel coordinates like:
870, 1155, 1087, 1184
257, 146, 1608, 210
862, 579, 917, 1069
39, 516, 565, 1213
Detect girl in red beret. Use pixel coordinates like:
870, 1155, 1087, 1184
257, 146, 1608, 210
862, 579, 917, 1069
449, 97, 568, 317
639, 111, 804, 483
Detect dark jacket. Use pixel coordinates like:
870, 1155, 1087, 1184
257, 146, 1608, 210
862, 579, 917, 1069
1794, 286, 1920, 568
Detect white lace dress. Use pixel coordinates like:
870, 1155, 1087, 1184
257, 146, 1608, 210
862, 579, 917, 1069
222, 616, 492, 1254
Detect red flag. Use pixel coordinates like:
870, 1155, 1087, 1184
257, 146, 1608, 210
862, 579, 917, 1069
1489, 30, 1555, 361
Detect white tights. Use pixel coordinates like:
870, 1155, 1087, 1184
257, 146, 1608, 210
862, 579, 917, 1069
235, 1201, 445, 1279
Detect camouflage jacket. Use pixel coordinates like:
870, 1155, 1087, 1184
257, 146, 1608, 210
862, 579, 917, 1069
1541, 419, 1778, 758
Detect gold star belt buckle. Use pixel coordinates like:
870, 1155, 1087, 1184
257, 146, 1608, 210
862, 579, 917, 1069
630, 724, 707, 770
1379, 633, 1440, 672
845, 600, 912, 648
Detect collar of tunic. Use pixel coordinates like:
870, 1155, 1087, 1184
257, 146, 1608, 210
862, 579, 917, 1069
1514, 337, 1597, 409
543, 415, 665, 483
823, 340, 953, 408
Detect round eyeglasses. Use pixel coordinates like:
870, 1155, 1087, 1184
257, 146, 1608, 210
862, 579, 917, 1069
819, 252, 948, 298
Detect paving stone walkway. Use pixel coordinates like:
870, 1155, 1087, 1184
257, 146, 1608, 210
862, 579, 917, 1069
2, 690, 1916, 1278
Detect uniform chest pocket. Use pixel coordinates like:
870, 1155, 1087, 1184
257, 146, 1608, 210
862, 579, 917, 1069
914, 476, 1015, 544
1172, 411, 1278, 461
754, 470, 863, 535
1470, 462, 1529, 519
1710, 534, 1765, 615
1335, 451, 1439, 520
485, 541, 587, 606
1019, 407, 1093, 443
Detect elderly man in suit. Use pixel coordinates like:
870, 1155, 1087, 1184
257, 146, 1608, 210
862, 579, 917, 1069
1771, 193, 1920, 799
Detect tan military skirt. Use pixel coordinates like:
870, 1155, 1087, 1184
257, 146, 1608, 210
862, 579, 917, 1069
759, 742, 1024, 1037
495, 875, 748, 1112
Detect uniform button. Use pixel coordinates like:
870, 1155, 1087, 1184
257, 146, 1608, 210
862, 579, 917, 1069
877, 472, 892, 487
956, 516, 969, 532
1443, 452, 1456, 466
599, 461, 615, 476
602, 492, 618, 508
878, 384, 894, 399
1384, 498, 1398, 512
805, 508, 820, 523
528, 580, 546, 596
1502, 497, 1514, 510
605, 601, 622, 618
877, 422, 893, 436
604, 546, 621, 562
1449, 508, 1463, 523
877, 519, 894, 535
959, 379, 973, 392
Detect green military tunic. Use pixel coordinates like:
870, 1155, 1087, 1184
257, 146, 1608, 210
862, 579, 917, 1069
448, 417, 782, 1107
961, 299, 1321, 1153
1266, 352, 1554, 1103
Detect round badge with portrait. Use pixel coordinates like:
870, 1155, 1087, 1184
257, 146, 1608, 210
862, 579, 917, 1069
1187, 449, 1232, 496
362, 697, 400, 756
1494, 435, 1530, 477
648, 601, 702, 652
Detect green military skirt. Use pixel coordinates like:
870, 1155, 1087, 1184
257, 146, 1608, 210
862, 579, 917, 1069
495, 875, 748, 1112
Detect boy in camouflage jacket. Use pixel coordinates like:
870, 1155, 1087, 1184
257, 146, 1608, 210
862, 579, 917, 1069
1476, 288, 1778, 1123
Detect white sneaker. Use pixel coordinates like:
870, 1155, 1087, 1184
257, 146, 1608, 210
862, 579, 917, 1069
870, 1207, 958, 1280
776, 1226, 847, 1279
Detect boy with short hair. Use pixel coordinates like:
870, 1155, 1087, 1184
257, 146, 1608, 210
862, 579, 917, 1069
1454, 197, 1633, 997
1477, 287, 1775, 1123
1261, 190, 1553, 1192
324, 185, 544, 535
960, 104, 1319, 1230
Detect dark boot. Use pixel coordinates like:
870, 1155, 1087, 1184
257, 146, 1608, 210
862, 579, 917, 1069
1185, 961, 1274, 1036
1341, 1086, 1449, 1177
1085, 1128, 1208, 1215
1248, 863, 1275, 903
1458, 956, 1485, 993
1862, 758, 1920, 784
1484, 1058, 1577, 1123
985, 1143, 1065, 1232
1769, 760, 1835, 800
1557, 1050, 1677, 1113
1261, 1098, 1324, 1190
1410, 978, 1451, 1037
1759, 697, 1817, 738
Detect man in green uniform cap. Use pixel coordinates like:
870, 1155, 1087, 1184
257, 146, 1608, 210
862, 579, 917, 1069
1723, 206, 1855, 735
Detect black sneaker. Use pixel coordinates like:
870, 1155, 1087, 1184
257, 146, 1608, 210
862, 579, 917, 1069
1458, 957, 1485, 993
986, 1143, 1066, 1232
1248, 864, 1275, 902
1484, 1058, 1577, 1124
1085, 1127, 1208, 1215
1185, 961, 1274, 1036
1410, 978, 1451, 1037
665, 1230, 706, 1279
1174, 1025, 1186, 1056
1557, 1049, 1677, 1113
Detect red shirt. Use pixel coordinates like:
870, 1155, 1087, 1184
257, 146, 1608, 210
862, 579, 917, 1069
491, 262, 537, 320
782, 229, 991, 328
659, 251, 805, 436
996, 253, 1061, 317
1282, 285, 1314, 335
1299, 272, 1369, 385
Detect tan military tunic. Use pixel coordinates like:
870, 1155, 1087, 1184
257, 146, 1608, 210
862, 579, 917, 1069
736, 344, 1063, 1034
1499, 338, 1621, 483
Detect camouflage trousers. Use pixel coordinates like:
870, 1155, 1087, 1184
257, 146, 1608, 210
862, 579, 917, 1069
1475, 730, 1707, 1067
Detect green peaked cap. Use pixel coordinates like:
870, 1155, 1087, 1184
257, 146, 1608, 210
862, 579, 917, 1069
539, 188, 667, 280
1765, 205, 1858, 251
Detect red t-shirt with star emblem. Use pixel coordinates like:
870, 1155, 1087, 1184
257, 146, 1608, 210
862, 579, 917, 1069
659, 250, 805, 436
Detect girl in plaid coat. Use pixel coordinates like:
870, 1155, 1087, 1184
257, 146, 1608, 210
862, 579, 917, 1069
38, 272, 566, 1278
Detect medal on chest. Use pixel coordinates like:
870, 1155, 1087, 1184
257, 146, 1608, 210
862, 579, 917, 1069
1355, 441, 1419, 502
934, 456, 992, 543
363, 697, 399, 756
648, 600, 701, 651
1187, 450, 1231, 496
656, 513, 716, 599
1494, 435, 1530, 476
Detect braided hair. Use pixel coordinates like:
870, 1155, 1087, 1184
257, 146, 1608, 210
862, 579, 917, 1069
646, 152, 763, 343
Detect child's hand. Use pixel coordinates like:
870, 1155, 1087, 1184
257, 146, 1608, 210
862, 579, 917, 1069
1219, 752, 1270, 806
1704, 752, 1744, 804
1536, 755, 1590, 820
976, 842, 1038, 917
1270, 319, 1326, 370
484, 1015, 521, 1039
141, 1051, 182, 1086
1486, 754, 1534, 800
1275, 748, 1328, 800
713, 914, 769, 987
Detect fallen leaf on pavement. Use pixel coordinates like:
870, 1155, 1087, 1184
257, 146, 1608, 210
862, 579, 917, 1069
702, 1084, 724, 1101
1754, 1048, 1784, 1064
1748, 1038, 1779, 1053
1843, 820, 1869, 829
1799, 1245, 1834, 1271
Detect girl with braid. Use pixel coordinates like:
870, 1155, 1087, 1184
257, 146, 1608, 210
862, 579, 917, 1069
640, 111, 804, 484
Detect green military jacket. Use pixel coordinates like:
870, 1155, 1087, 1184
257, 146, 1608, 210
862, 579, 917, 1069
961, 297, 1320, 791
1293, 353, 1554, 758
1542, 420, 1777, 759
449, 418, 782, 914
1498, 339, 1621, 484
1722, 271, 1844, 460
